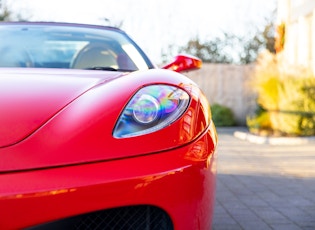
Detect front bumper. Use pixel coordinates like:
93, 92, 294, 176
0, 128, 217, 230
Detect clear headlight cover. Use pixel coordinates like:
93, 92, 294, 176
113, 85, 190, 138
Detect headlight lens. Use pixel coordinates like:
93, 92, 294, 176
132, 94, 160, 124
113, 84, 190, 138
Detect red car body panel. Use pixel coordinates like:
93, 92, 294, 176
0, 22, 217, 230
0, 122, 217, 230
0, 69, 120, 148
0, 69, 211, 172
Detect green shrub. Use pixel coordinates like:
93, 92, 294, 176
211, 103, 236, 126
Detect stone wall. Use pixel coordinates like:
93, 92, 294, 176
185, 63, 257, 125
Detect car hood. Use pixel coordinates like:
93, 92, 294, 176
0, 68, 122, 148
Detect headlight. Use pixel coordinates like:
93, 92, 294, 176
113, 84, 190, 138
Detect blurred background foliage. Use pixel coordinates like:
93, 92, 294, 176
162, 13, 276, 65
0, 4, 11, 21
0, 2, 28, 21
247, 51, 315, 136
210, 103, 236, 127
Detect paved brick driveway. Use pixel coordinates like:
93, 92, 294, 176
213, 127, 315, 230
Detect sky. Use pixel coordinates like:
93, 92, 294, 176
6, 0, 277, 64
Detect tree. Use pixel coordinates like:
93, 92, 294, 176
178, 34, 236, 64
0, 2, 29, 22
0, 5, 12, 21
178, 16, 276, 64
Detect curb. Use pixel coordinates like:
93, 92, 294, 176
234, 130, 315, 145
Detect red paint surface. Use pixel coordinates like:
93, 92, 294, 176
0, 125, 217, 230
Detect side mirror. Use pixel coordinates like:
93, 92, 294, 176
162, 54, 202, 73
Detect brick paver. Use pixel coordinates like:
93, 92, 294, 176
213, 127, 315, 230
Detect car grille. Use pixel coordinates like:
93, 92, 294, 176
27, 205, 174, 230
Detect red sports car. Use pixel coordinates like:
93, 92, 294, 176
0, 22, 217, 230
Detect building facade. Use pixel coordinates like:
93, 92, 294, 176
277, 0, 315, 74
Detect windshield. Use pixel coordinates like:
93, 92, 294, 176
0, 23, 152, 72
